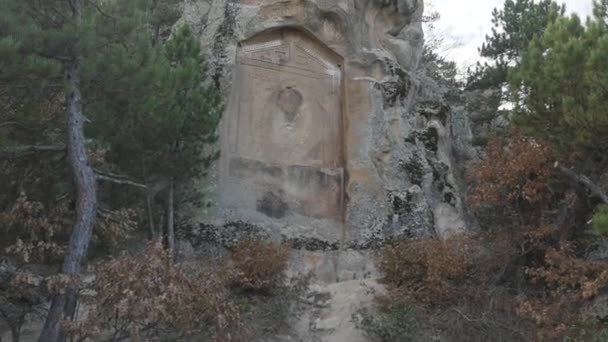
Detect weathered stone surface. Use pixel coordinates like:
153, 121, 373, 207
288, 249, 378, 284
292, 279, 385, 342
182, 0, 467, 247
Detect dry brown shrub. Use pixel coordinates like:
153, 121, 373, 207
528, 245, 608, 300
0, 195, 70, 341
0, 192, 134, 262
523, 224, 556, 246
375, 225, 608, 340
73, 243, 240, 341
514, 296, 575, 340
378, 235, 477, 305
468, 133, 553, 209
468, 134, 555, 234
94, 207, 137, 250
372, 233, 538, 341
427, 288, 535, 342
512, 243, 608, 340
0, 270, 48, 342
0, 192, 69, 263
230, 240, 290, 293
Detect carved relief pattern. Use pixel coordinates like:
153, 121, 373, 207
244, 43, 290, 65
221, 29, 345, 221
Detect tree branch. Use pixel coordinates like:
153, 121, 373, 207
93, 169, 170, 197
0, 121, 34, 130
84, 0, 119, 20
0, 144, 66, 156
559, 166, 608, 204
37, 51, 72, 63
95, 171, 148, 190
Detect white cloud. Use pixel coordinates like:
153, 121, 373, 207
430, 0, 596, 70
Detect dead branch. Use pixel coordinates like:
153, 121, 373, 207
93, 169, 171, 201
95, 171, 148, 190
559, 166, 608, 204
0, 144, 66, 157
0, 121, 34, 130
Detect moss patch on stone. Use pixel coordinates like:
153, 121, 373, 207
392, 191, 414, 216
405, 128, 439, 153
402, 154, 425, 186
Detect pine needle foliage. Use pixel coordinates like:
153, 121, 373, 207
593, 204, 608, 236
87, 23, 222, 183
467, 0, 565, 90
509, 1, 608, 158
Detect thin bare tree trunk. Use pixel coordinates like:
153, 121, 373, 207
167, 179, 175, 260
146, 194, 156, 239
38, 1, 97, 340
0, 144, 66, 157
142, 160, 156, 239
157, 211, 165, 243
11, 329, 21, 342
10, 317, 22, 342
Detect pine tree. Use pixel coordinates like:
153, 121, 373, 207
509, 1, 608, 160
88, 23, 222, 249
1, 1, 220, 340
0, 2, 100, 340
466, 0, 565, 90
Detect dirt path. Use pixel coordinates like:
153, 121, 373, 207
288, 278, 383, 342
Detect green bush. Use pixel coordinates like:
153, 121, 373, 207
593, 205, 608, 236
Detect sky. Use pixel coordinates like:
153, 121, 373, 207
431, 0, 595, 70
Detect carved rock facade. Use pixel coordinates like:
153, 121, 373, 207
182, 0, 467, 248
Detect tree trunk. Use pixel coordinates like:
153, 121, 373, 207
559, 166, 608, 204
146, 194, 156, 239
10, 328, 20, 342
142, 160, 156, 239
167, 179, 175, 260
38, 1, 97, 340
10, 317, 22, 342
157, 211, 165, 243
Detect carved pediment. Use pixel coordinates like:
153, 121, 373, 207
238, 30, 341, 78
242, 42, 290, 65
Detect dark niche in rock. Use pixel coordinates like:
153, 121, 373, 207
257, 190, 288, 219
405, 127, 439, 153
402, 154, 425, 186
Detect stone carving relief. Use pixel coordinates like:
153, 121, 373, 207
220, 28, 345, 222
182, 0, 468, 245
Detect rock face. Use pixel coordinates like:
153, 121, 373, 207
182, 0, 466, 247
